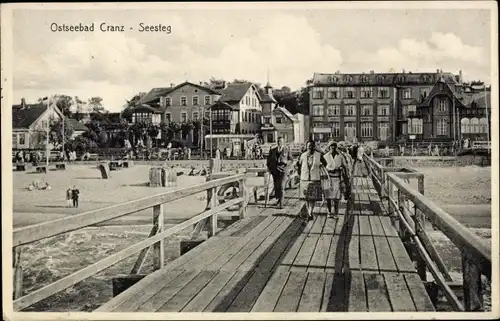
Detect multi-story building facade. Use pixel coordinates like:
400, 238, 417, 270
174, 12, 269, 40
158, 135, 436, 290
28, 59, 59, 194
140, 81, 222, 147
309, 70, 491, 143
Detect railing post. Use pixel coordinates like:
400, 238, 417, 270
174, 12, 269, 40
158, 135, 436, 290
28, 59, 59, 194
239, 169, 248, 219
152, 204, 164, 270
380, 166, 386, 198
417, 175, 426, 229
208, 211, 217, 238
462, 252, 484, 311
397, 189, 406, 239
414, 212, 427, 282
13, 246, 23, 300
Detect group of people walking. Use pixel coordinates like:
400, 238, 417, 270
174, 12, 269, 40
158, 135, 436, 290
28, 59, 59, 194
267, 137, 366, 220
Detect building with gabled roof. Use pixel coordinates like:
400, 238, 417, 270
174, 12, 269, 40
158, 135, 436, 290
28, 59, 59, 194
309, 69, 490, 144
12, 99, 64, 150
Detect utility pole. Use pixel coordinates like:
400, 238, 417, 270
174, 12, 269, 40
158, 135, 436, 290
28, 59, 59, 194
209, 107, 213, 158
485, 85, 490, 154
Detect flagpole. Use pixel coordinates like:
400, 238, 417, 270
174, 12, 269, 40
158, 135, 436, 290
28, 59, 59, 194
46, 101, 50, 171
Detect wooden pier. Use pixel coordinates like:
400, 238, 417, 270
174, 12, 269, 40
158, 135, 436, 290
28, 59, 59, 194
10, 156, 491, 314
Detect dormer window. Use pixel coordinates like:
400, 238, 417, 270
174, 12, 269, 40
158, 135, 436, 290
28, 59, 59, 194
421, 75, 430, 83
397, 75, 406, 83
343, 75, 353, 82
327, 76, 338, 83
377, 76, 384, 84
361, 75, 369, 83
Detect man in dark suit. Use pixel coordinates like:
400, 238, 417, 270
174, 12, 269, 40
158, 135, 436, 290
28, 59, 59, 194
266, 137, 292, 209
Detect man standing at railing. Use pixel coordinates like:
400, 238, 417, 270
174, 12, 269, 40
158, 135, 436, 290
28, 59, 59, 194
267, 137, 292, 209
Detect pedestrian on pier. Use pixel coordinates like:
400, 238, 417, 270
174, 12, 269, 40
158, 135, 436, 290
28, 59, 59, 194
266, 137, 292, 209
71, 185, 80, 208
323, 141, 350, 218
296, 139, 327, 220
66, 187, 72, 208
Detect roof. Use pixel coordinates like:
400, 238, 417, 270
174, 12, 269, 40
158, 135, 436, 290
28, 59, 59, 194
139, 87, 175, 105
419, 81, 467, 108
275, 106, 298, 122
131, 104, 163, 114
12, 103, 49, 128
67, 118, 88, 131
210, 100, 240, 111
312, 71, 458, 86
140, 81, 222, 105
461, 91, 491, 109
220, 82, 254, 104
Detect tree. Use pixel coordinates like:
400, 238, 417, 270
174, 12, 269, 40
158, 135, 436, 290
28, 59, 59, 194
88, 96, 105, 112
54, 95, 74, 117
48, 118, 75, 148
296, 86, 310, 115
122, 92, 146, 121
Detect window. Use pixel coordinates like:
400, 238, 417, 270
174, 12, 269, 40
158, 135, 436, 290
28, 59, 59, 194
397, 75, 406, 83
402, 88, 412, 99
327, 76, 339, 83
165, 97, 171, 106
264, 116, 271, 124
331, 122, 340, 137
134, 112, 152, 123
362, 105, 372, 116
327, 87, 340, 99
193, 112, 199, 121
343, 75, 353, 82
276, 116, 283, 124
461, 118, 470, 133
420, 88, 430, 101
312, 88, 324, 99
313, 105, 324, 116
345, 105, 356, 116
479, 118, 488, 133
470, 118, 479, 133
344, 87, 356, 98
378, 104, 389, 116
313, 133, 326, 142
181, 112, 187, 123
361, 122, 373, 137
344, 123, 356, 139
360, 87, 373, 98
377, 76, 385, 84
181, 96, 187, 106
193, 96, 199, 105
327, 104, 340, 116
438, 99, 447, 112
378, 87, 390, 98
437, 118, 447, 135
407, 105, 417, 117
41, 120, 48, 128
360, 75, 369, 83
205, 95, 211, 105
165, 113, 171, 122
19, 133, 26, 145
408, 118, 422, 134
378, 123, 389, 140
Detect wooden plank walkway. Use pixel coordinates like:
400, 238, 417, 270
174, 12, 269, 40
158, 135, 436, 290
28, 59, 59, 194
97, 176, 435, 313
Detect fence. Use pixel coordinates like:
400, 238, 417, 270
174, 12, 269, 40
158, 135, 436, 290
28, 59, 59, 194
363, 155, 491, 311
11, 170, 250, 311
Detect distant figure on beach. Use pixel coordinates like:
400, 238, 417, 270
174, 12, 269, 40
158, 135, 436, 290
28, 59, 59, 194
434, 145, 440, 156
215, 148, 221, 159
428, 143, 433, 156
71, 185, 80, 208
66, 187, 72, 207
187, 147, 191, 160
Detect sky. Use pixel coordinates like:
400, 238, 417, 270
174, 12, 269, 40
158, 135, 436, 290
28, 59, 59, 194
10, 3, 494, 112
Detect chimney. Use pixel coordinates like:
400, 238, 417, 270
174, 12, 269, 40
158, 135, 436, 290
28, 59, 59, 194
21, 98, 26, 108
459, 70, 463, 84
402, 69, 406, 73
370, 70, 374, 74
170, 83, 174, 88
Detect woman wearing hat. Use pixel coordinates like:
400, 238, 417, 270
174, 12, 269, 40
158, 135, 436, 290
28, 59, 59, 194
324, 141, 350, 218
296, 139, 328, 220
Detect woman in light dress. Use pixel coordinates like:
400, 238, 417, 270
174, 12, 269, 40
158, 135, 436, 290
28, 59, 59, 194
323, 141, 350, 219
296, 140, 328, 220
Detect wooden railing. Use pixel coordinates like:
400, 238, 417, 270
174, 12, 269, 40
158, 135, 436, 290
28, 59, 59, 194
12, 170, 250, 312
363, 154, 491, 312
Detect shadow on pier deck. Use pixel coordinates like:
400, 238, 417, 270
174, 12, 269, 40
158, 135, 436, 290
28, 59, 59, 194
96, 176, 434, 313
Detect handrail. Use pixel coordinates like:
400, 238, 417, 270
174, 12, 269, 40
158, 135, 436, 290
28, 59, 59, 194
13, 174, 245, 247
12, 170, 251, 311
13, 197, 243, 311
363, 153, 492, 311
386, 173, 491, 274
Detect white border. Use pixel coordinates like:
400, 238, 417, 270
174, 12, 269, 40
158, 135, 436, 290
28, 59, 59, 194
2, 1, 498, 320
